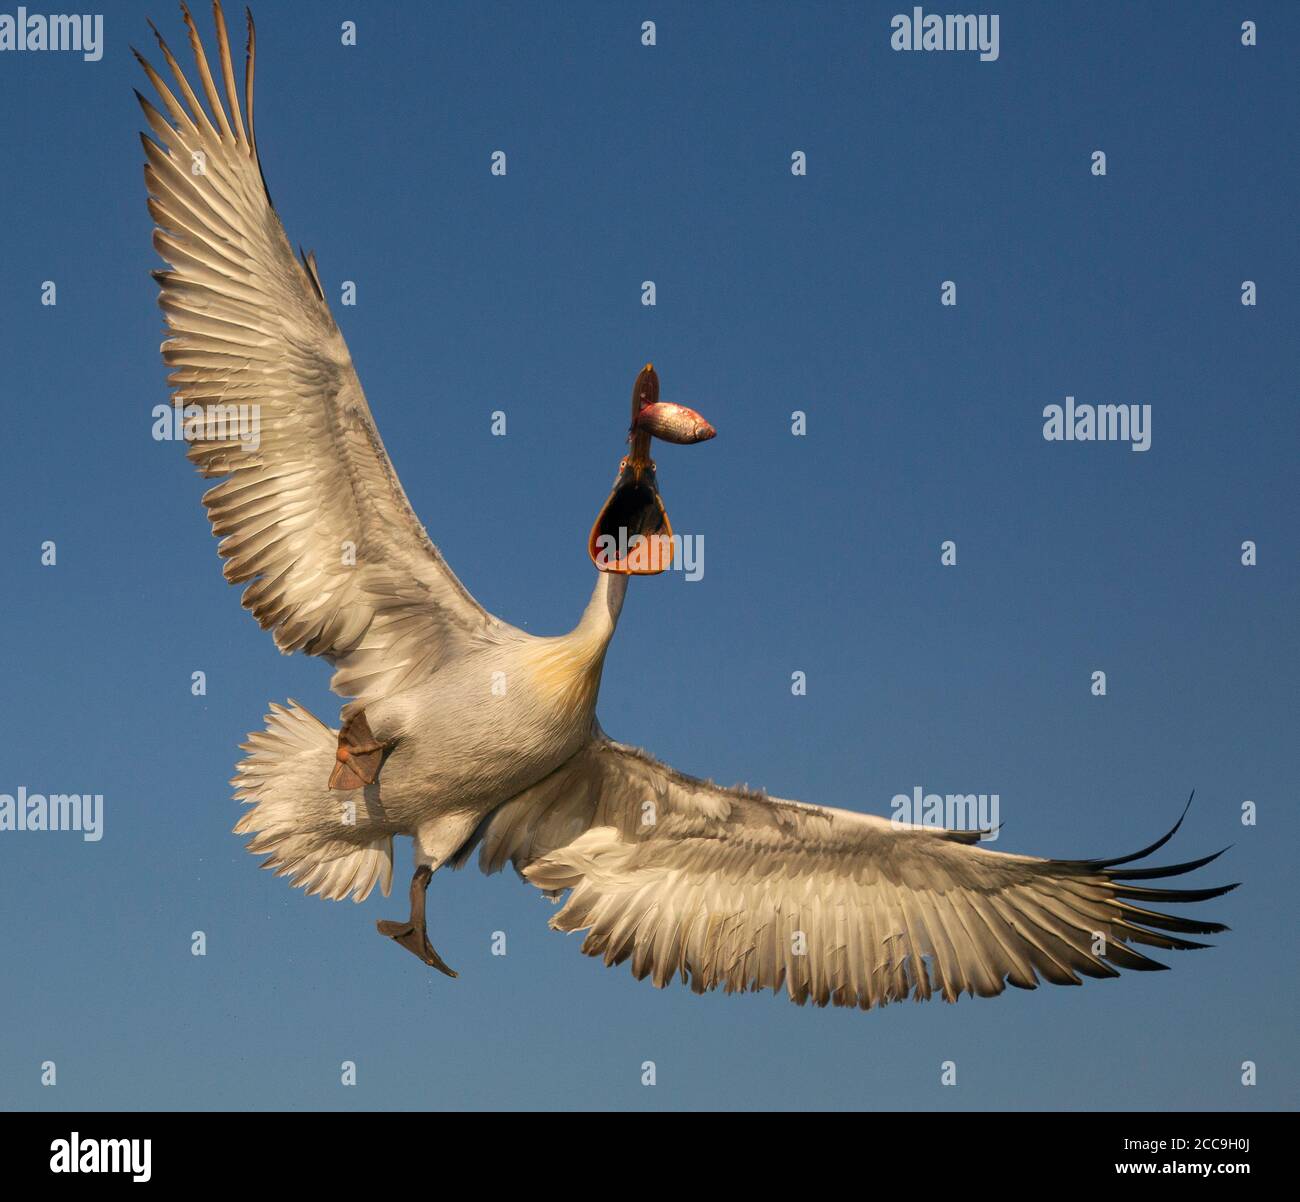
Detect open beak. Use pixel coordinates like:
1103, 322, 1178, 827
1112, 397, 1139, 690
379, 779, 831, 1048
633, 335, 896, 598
590, 363, 716, 575
589, 365, 674, 574
588, 455, 673, 574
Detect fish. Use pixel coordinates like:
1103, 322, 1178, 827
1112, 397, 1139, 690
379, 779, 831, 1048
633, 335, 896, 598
634, 401, 717, 444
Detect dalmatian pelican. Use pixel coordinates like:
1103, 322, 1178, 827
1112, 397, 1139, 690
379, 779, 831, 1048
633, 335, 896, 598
136, 3, 1235, 1006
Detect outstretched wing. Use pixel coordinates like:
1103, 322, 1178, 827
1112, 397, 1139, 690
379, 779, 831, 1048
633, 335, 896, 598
136, 3, 507, 711
461, 736, 1235, 1010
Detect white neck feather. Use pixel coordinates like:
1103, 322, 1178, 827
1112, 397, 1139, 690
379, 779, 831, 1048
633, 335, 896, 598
517, 572, 628, 714
573, 570, 629, 650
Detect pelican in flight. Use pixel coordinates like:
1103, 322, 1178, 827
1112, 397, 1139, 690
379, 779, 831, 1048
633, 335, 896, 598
136, 3, 1234, 1008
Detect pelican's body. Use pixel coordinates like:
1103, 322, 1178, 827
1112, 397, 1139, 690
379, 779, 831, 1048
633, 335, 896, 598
137, 4, 1234, 1007
330, 574, 626, 866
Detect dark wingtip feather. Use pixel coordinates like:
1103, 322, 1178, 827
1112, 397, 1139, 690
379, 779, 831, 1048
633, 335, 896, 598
298, 247, 325, 301
179, 2, 201, 44
1113, 880, 1239, 904
1119, 923, 1215, 951
1103, 941, 1171, 972
1055, 791, 1197, 870
146, 17, 175, 59
241, 4, 274, 208
1107, 846, 1231, 881
1118, 901, 1232, 936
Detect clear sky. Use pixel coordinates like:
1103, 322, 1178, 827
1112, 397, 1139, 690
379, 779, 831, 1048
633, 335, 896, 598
0, 0, 1295, 1111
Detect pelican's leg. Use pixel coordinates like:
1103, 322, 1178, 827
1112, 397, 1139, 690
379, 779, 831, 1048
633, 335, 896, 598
376, 864, 458, 977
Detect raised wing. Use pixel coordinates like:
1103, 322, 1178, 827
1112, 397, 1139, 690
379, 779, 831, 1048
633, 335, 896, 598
136, 2, 506, 711
461, 737, 1236, 1010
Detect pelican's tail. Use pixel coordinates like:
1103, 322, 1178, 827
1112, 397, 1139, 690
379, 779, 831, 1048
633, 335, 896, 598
232, 701, 393, 902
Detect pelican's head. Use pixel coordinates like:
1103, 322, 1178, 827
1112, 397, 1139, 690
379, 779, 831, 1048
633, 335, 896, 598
588, 364, 715, 574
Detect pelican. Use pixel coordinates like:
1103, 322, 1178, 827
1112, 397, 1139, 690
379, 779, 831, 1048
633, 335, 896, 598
136, 3, 1235, 1008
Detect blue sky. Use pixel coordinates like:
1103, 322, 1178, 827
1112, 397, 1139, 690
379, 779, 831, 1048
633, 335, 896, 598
0, 0, 1295, 1111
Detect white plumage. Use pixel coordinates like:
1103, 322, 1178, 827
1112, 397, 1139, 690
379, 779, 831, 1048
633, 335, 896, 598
138, 3, 1234, 1008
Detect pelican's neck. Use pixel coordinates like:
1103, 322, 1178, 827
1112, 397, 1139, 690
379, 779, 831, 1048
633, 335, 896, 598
521, 572, 628, 715
572, 570, 629, 652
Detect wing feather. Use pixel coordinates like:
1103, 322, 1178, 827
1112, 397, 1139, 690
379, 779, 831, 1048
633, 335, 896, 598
138, 3, 508, 710
460, 737, 1236, 1011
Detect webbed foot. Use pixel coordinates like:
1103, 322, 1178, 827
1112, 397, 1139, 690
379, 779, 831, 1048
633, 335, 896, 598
328, 709, 390, 790
375, 864, 458, 977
